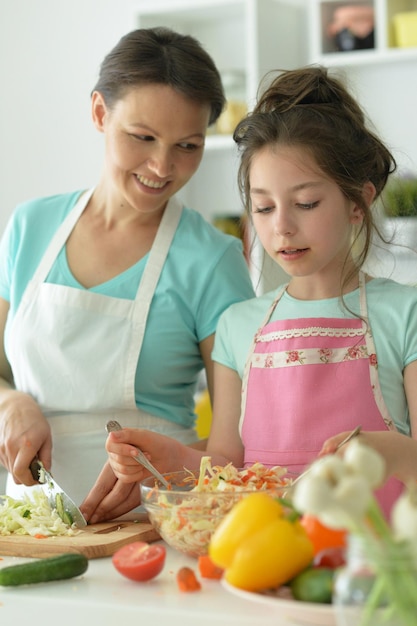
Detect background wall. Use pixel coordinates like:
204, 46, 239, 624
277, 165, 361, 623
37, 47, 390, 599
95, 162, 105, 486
0, 0, 138, 492
0, 0, 137, 237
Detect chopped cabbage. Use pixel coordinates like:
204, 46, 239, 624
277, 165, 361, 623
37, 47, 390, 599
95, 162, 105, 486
0, 490, 78, 537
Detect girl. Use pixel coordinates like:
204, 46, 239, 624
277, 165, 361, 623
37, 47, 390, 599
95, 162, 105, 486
94, 66, 417, 522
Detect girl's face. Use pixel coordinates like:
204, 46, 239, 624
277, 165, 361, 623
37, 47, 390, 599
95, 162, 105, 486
249, 145, 363, 296
92, 84, 210, 217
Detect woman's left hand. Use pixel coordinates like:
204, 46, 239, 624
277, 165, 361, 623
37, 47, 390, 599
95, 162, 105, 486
79, 460, 141, 524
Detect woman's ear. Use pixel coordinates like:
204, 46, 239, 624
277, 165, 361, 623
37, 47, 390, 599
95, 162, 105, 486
91, 91, 108, 132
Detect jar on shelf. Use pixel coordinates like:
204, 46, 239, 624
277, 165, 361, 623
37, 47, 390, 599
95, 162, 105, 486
216, 70, 247, 135
333, 534, 417, 626
327, 5, 375, 52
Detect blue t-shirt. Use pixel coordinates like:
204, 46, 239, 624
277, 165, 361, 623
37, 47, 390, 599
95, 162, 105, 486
213, 279, 417, 435
0, 190, 255, 427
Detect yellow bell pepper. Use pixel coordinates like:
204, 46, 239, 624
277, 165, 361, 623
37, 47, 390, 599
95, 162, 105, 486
209, 492, 284, 570
209, 492, 314, 592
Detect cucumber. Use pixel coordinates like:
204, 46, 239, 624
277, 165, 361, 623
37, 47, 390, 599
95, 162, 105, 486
55, 493, 74, 526
0, 553, 88, 586
290, 567, 334, 604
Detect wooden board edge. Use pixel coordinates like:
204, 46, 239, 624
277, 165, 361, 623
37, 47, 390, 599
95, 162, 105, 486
0, 527, 161, 559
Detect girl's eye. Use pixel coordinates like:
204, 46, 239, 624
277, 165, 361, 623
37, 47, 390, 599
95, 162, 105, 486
253, 206, 273, 214
297, 201, 319, 210
177, 142, 200, 152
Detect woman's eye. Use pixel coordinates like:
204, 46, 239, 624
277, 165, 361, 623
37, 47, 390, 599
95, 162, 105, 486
297, 201, 319, 210
129, 133, 154, 142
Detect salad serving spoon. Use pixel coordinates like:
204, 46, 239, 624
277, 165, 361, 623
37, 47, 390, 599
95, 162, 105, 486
105, 419, 170, 489
288, 425, 362, 488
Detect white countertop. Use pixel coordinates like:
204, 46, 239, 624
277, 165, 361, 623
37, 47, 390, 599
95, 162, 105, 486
0, 541, 330, 626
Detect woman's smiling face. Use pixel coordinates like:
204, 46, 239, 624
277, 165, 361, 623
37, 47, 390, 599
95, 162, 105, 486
92, 83, 211, 217
249, 144, 363, 291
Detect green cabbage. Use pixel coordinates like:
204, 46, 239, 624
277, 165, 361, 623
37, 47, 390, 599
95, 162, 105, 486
0, 490, 77, 537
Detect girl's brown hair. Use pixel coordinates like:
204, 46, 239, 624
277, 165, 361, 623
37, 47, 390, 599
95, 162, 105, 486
234, 66, 396, 291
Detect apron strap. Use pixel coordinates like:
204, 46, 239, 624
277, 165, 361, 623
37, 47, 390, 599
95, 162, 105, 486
239, 283, 287, 434
33, 188, 95, 283
123, 197, 183, 404
359, 272, 395, 429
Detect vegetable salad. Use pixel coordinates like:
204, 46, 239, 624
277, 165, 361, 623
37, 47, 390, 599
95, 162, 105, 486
0, 490, 78, 537
142, 457, 291, 557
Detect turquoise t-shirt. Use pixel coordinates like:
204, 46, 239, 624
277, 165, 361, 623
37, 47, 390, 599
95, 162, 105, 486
213, 279, 417, 435
0, 190, 255, 427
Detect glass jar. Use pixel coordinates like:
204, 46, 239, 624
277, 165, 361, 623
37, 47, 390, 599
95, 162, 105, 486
333, 534, 417, 626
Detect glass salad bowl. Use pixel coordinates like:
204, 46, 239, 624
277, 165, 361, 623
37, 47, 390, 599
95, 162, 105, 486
139, 459, 292, 558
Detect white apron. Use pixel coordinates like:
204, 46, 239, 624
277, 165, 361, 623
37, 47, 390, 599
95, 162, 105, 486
6, 190, 195, 504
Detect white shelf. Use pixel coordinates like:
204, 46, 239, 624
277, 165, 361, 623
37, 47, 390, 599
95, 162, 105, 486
313, 46, 417, 67
309, 0, 417, 64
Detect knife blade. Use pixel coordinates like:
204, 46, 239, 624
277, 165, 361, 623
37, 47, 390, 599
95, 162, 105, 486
30, 459, 87, 528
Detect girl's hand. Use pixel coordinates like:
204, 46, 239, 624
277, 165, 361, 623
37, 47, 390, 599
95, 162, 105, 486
105, 428, 190, 483
319, 430, 417, 484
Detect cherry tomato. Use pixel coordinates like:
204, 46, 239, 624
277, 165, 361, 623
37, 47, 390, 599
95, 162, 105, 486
112, 541, 166, 582
300, 514, 347, 556
314, 546, 346, 569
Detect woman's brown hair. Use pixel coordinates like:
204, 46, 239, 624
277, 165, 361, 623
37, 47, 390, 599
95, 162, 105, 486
92, 26, 225, 126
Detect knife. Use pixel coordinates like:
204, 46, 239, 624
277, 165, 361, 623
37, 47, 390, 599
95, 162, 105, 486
30, 459, 87, 528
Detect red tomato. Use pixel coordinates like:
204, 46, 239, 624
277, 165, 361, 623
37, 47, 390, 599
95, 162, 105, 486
112, 541, 166, 582
314, 546, 347, 569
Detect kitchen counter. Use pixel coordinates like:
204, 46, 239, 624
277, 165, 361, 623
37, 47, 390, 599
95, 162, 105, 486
0, 541, 331, 626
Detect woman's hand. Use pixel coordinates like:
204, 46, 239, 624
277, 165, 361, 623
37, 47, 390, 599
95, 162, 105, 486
0, 389, 51, 485
79, 461, 142, 524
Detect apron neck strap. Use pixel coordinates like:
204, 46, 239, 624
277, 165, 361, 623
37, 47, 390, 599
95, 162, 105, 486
33, 188, 95, 283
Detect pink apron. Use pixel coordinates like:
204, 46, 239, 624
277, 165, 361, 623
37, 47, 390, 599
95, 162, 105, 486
241, 272, 403, 517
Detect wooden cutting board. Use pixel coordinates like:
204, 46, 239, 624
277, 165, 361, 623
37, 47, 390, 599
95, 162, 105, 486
0, 516, 160, 559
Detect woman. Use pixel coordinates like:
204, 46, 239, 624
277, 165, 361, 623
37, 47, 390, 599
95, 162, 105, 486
0, 27, 254, 512
101, 66, 417, 522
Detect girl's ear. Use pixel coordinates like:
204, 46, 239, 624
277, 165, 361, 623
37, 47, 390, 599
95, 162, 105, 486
350, 181, 377, 224
91, 91, 108, 132
362, 180, 377, 207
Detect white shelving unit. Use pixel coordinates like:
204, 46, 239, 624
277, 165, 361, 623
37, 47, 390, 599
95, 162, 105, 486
308, 0, 417, 284
132, 0, 304, 290
305, 0, 417, 177
132, 0, 306, 223
309, 0, 417, 66
132, 0, 417, 288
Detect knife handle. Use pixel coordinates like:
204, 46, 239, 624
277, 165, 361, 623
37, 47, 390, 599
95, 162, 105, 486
29, 458, 43, 482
